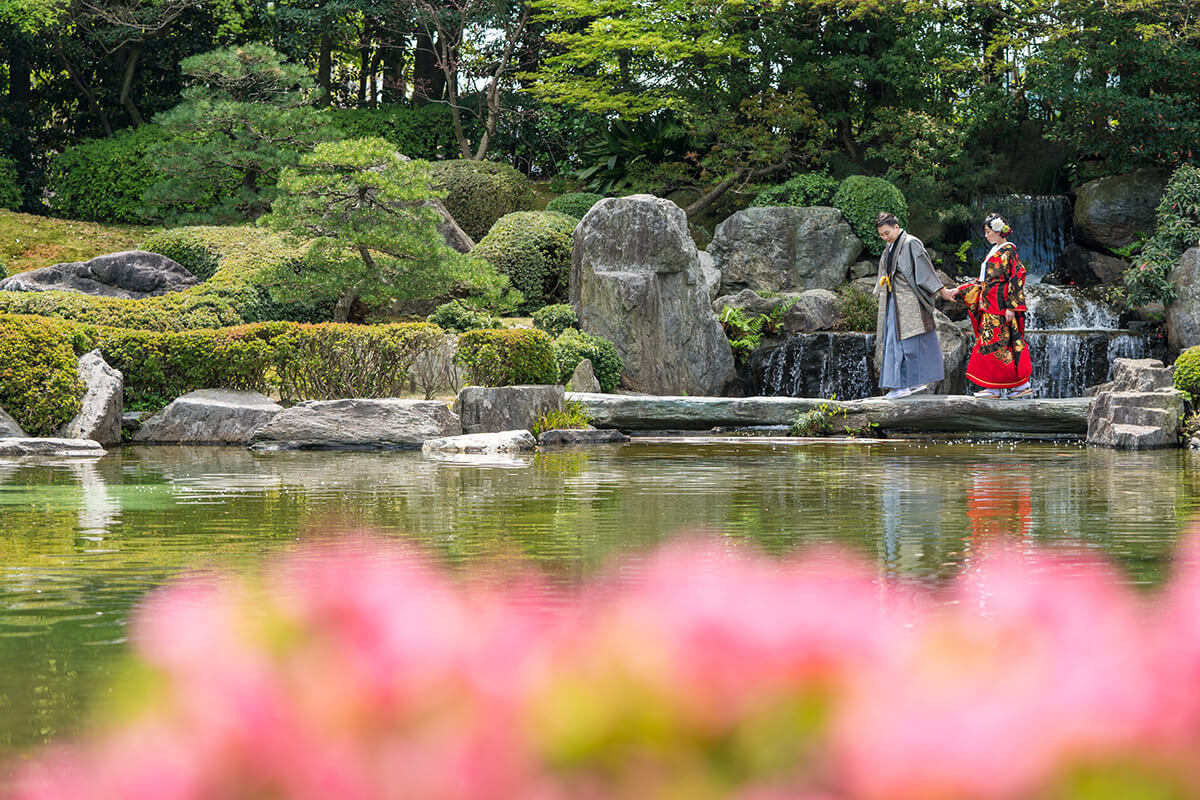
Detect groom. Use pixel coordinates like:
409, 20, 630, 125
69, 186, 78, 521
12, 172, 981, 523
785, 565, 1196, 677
873, 213, 957, 399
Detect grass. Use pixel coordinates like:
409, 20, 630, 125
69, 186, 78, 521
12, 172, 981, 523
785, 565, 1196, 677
0, 210, 157, 273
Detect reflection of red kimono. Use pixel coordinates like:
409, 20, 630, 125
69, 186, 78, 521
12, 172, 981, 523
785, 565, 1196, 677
957, 242, 1033, 389
966, 466, 1033, 543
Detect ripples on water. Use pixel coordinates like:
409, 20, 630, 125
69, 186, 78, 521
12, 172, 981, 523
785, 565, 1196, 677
1, 440, 1199, 762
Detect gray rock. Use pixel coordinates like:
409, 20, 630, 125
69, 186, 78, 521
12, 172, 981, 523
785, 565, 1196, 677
0, 438, 105, 457
779, 289, 838, 332
455, 385, 564, 434
567, 359, 601, 393
571, 194, 736, 395
135, 389, 283, 445
0, 405, 25, 438
849, 260, 876, 281
851, 277, 878, 295
122, 411, 149, 434
709, 206, 863, 294
697, 251, 721, 303
1073, 168, 1168, 253
567, 392, 1091, 434
422, 430, 536, 454
0, 250, 199, 298
1054, 244, 1128, 286
712, 288, 781, 317
251, 398, 459, 450
1167, 248, 1200, 353
427, 197, 475, 254
59, 350, 123, 446
1087, 358, 1183, 449
537, 428, 630, 446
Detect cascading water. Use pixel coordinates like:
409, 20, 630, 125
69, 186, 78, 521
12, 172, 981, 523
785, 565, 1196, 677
969, 195, 1073, 282
753, 333, 876, 400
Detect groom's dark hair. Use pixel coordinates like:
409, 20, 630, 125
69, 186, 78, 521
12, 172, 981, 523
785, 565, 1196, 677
875, 212, 900, 228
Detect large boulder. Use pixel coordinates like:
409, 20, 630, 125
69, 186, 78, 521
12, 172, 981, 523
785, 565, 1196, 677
59, 350, 123, 446
0, 406, 25, 438
1166, 247, 1200, 354
709, 206, 863, 294
1050, 243, 1128, 287
422, 430, 536, 454
0, 438, 105, 457
251, 398, 460, 450
454, 385, 564, 434
0, 250, 200, 298
1087, 358, 1183, 449
779, 289, 838, 332
571, 194, 736, 395
1073, 169, 1168, 253
135, 389, 283, 445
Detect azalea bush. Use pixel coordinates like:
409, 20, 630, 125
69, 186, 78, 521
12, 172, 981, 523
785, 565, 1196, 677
18, 530, 1200, 799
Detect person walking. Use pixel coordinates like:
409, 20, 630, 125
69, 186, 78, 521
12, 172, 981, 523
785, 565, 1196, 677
873, 212, 956, 399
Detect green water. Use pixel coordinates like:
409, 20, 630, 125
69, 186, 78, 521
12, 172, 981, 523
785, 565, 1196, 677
1, 439, 1198, 766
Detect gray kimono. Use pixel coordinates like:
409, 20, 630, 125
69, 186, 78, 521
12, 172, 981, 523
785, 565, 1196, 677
873, 231, 945, 390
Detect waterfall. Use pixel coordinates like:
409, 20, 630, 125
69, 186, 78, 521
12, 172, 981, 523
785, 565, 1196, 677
753, 333, 876, 400
969, 195, 1073, 282
1025, 331, 1162, 398
1024, 284, 1121, 330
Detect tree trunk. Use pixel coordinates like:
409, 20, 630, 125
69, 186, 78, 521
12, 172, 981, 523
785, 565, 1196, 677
333, 292, 360, 322
413, 29, 436, 105
683, 162, 789, 219
58, 49, 112, 136
317, 33, 333, 107
381, 30, 407, 103
119, 44, 145, 127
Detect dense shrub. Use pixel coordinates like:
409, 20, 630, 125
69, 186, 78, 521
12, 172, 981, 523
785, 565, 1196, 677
427, 300, 501, 333
472, 211, 577, 313
545, 192, 604, 219
834, 283, 879, 331
832, 175, 907, 256
330, 106, 459, 162
45, 126, 177, 223
1124, 163, 1200, 308
0, 154, 21, 211
269, 322, 445, 404
430, 160, 535, 241
140, 229, 222, 281
0, 314, 85, 435
532, 303, 578, 338
753, 172, 841, 208
455, 328, 557, 386
553, 328, 622, 392
0, 256, 7, 280
1174, 346, 1200, 399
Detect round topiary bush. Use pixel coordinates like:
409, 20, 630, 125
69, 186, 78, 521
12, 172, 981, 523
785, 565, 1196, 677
431, 160, 536, 242
1174, 346, 1200, 398
46, 125, 174, 223
427, 300, 501, 333
532, 303, 578, 338
553, 328, 623, 393
141, 228, 223, 281
472, 211, 577, 313
753, 172, 840, 208
831, 175, 907, 256
546, 192, 604, 219
0, 155, 21, 211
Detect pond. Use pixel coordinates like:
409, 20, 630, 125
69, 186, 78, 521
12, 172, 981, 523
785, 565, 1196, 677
1, 439, 1198, 773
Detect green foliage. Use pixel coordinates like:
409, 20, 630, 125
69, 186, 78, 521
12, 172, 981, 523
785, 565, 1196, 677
268, 322, 446, 404
573, 115, 694, 194
46, 126, 180, 224
430, 160, 536, 242
0, 154, 21, 211
719, 305, 770, 363
753, 172, 841, 208
0, 314, 85, 435
1123, 164, 1200, 308
330, 105, 459, 162
265, 138, 481, 320
472, 211, 577, 313
788, 398, 846, 437
0, 256, 7, 280
834, 284, 878, 331
553, 328, 622, 393
832, 176, 907, 257
545, 192, 604, 219
532, 399, 593, 436
863, 109, 977, 213
427, 301, 502, 333
140, 228, 222, 281
1173, 346, 1200, 400
532, 303, 578, 338
455, 328, 558, 387
144, 44, 336, 224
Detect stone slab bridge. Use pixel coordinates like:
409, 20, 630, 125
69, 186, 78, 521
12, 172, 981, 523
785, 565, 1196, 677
567, 393, 1092, 437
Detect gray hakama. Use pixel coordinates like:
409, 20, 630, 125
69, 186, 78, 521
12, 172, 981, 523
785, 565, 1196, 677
878, 292, 944, 390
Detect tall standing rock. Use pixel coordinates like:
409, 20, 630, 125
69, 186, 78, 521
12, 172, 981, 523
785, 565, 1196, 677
1166, 247, 1200, 354
59, 350, 123, 446
571, 195, 736, 396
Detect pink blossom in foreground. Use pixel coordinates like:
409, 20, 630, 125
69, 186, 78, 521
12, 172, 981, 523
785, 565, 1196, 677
15, 531, 1200, 799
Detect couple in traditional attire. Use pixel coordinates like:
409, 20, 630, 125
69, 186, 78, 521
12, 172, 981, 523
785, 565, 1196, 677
873, 212, 1033, 400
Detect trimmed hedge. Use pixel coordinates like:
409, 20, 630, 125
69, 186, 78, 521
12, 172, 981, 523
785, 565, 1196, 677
141, 228, 222, 281
753, 172, 840, 208
0, 314, 85, 435
532, 303, 578, 338
472, 211, 577, 313
832, 175, 907, 257
45, 125, 174, 223
545, 192, 604, 219
431, 160, 535, 242
455, 328, 557, 386
331, 106, 459, 162
1175, 346, 1200, 399
0, 155, 21, 211
553, 328, 622, 393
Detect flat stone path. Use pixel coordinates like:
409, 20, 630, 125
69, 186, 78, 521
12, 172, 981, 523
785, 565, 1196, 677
567, 393, 1092, 436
